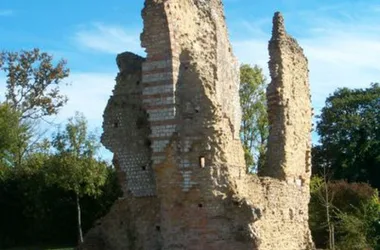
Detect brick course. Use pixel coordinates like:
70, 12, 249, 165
80, 3, 314, 250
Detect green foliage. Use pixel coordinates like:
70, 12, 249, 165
0, 49, 119, 248
239, 64, 268, 172
0, 104, 20, 166
310, 175, 324, 193
0, 152, 121, 249
47, 112, 108, 243
335, 196, 380, 250
309, 178, 380, 249
314, 83, 380, 189
311, 83, 380, 249
48, 112, 107, 197
0, 48, 69, 119
0, 103, 31, 168
45, 155, 108, 198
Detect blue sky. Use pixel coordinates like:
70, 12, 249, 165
1, 0, 380, 160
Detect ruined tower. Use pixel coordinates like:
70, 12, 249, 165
80, 2, 314, 250
264, 12, 312, 183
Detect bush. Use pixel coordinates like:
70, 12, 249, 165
0, 162, 121, 249
309, 178, 380, 249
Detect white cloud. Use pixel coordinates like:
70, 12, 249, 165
0, 10, 13, 17
58, 72, 115, 161
0, 72, 115, 125
56, 72, 115, 125
302, 35, 380, 110
74, 23, 143, 55
231, 14, 380, 116
230, 8, 380, 146
0, 72, 115, 161
232, 40, 269, 73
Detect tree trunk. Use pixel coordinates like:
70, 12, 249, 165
323, 168, 334, 250
76, 193, 84, 244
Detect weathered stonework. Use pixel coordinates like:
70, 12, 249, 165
80, 2, 314, 249
263, 12, 312, 183
101, 52, 156, 197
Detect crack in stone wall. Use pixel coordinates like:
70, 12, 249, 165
80, 2, 315, 250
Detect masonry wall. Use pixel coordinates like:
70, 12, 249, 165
263, 12, 312, 182
101, 52, 156, 197
80, 2, 314, 250
140, 2, 250, 248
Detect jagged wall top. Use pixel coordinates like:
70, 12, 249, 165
89, 7, 315, 250
264, 12, 312, 182
140, 0, 245, 171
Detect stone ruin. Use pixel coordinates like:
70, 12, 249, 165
80, 1, 314, 249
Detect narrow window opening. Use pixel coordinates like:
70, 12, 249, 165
156, 226, 161, 231
198, 203, 203, 208
199, 156, 205, 168
113, 122, 119, 128
142, 165, 146, 171
136, 80, 140, 85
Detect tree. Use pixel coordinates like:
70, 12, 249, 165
0, 103, 31, 168
314, 83, 380, 189
239, 64, 268, 173
0, 48, 69, 120
309, 176, 336, 249
0, 49, 69, 168
47, 113, 108, 243
309, 178, 380, 249
334, 196, 380, 250
0, 144, 120, 248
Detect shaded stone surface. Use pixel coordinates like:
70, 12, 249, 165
80, 3, 314, 250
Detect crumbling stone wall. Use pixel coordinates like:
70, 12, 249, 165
263, 13, 312, 183
80, 1, 314, 249
101, 52, 156, 197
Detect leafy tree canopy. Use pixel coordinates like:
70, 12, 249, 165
47, 112, 108, 243
0, 48, 69, 120
314, 83, 380, 189
310, 178, 380, 249
0, 103, 31, 168
239, 64, 268, 173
